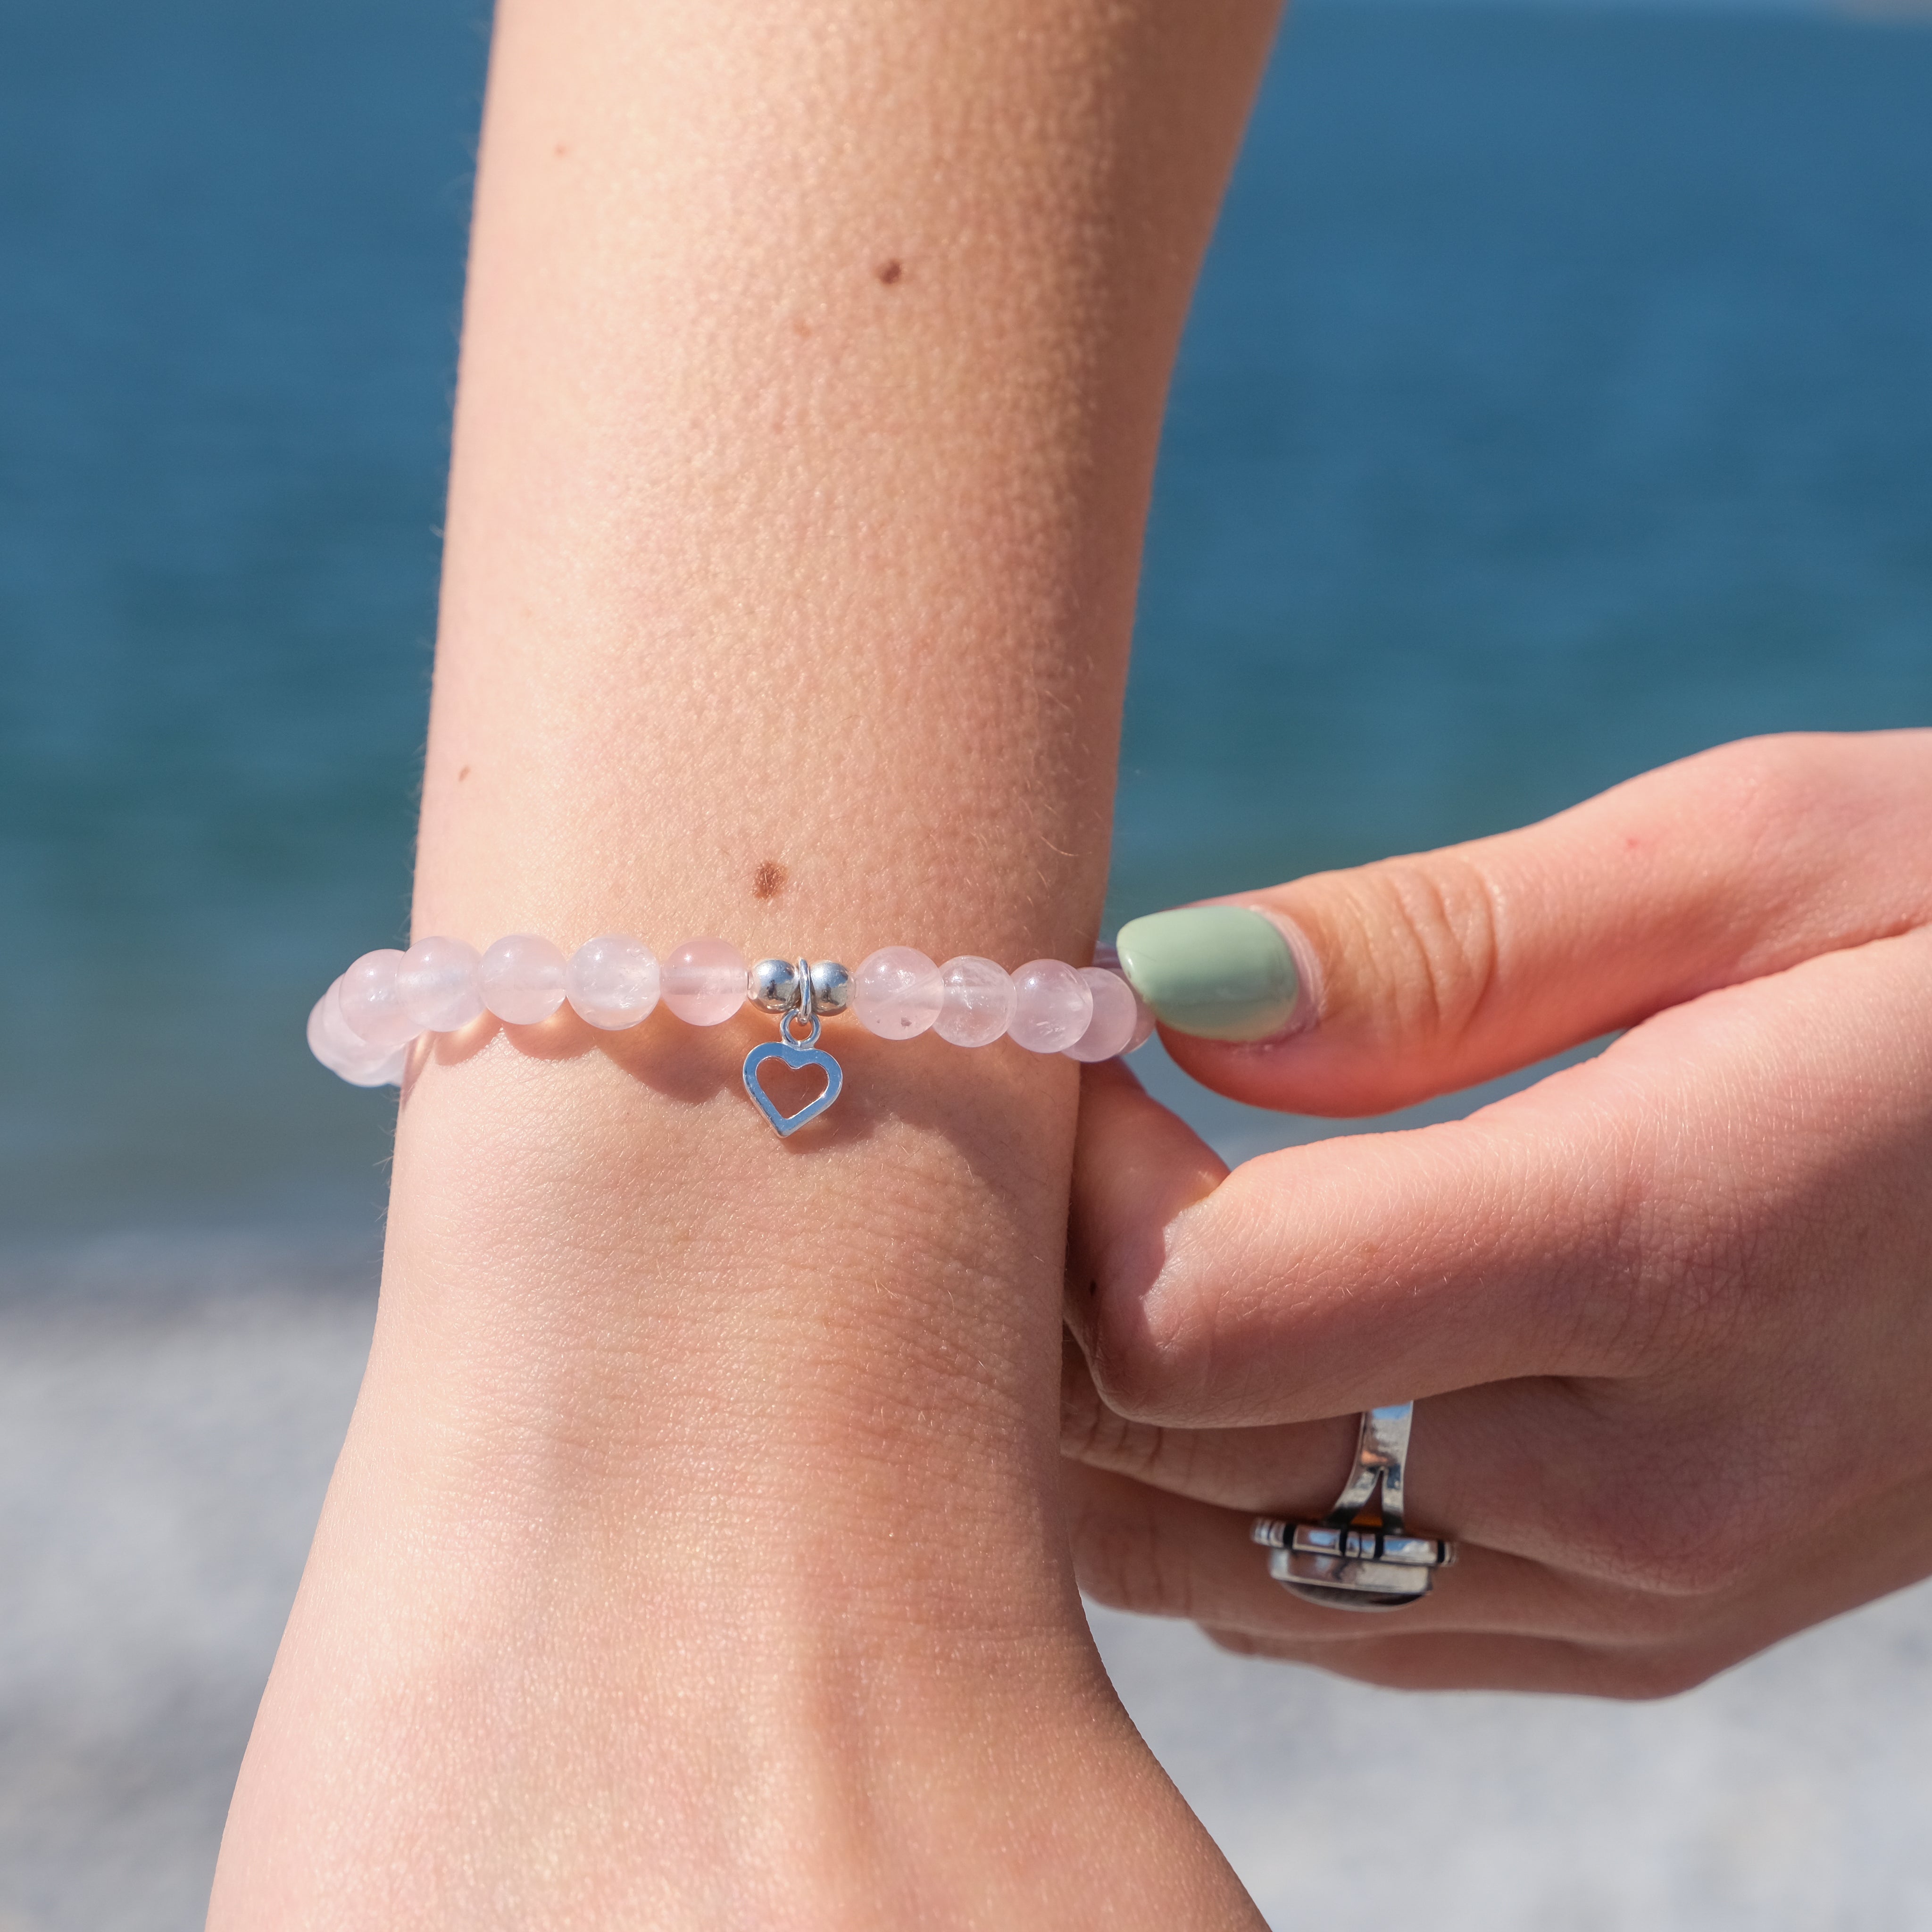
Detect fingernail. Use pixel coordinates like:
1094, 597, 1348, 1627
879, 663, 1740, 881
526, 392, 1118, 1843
1113, 906, 1308, 1043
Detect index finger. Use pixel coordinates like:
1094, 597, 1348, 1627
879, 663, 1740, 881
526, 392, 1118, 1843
1071, 926, 1932, 1427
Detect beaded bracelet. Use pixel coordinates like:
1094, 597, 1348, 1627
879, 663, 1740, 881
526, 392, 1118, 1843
308, 935, 1153, 1136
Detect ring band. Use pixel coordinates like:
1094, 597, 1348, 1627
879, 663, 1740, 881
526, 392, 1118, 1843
1251, 1403, 1457, 1612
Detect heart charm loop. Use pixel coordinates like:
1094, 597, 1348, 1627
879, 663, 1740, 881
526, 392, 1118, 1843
742, 1037, 843, 1137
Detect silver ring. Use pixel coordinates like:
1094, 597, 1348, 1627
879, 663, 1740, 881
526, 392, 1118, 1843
1251, 1403, 1457, 1612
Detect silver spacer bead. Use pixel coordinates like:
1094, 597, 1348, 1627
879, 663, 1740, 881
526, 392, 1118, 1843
808, 959, 852, 1016
748, 958, 800, 1014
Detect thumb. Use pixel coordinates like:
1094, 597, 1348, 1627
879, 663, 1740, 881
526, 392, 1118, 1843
1115, 730, 1932, 1116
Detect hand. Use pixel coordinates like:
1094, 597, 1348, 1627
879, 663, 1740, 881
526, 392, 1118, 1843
1063, 731, 1932, 1697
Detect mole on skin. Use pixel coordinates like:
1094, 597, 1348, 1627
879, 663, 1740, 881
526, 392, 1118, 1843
875, 259, 903, 286
753, 860, 787, 900
458, 766, 471, 782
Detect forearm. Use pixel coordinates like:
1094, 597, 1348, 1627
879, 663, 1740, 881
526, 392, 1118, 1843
214, 2, 1277, 1923
400, 0, 1277, 1570
396, 0, 1267, 1669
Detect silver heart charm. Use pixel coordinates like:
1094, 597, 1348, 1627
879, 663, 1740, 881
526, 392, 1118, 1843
742, 1037, 843, 1137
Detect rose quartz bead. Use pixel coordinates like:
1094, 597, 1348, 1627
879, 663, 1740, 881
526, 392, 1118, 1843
1064, 968, 1139, 1062
853, 947, 943, 1040
567, 933, 661, 1030
934, 956, 1015, 1048
338, 1040, 408, 1086
1092, 942, 1157, 1053
366, 1047, 409, 1086
1008, 958, 1093, 1054
661, 937, 748, 1026
478, 933, 567, 1025
337, 949, 419, 1050
308, 983, 406, 1086
397, 935, 484, 1032
308, 982, 364, 1068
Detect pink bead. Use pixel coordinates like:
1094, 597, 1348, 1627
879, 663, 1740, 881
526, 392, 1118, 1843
661, 937, 748, 1026
307, 982, 366, 1067
1093, 942, 1157, 1052
1008, 958, 1093, 1054
376, 1048, 409, 1085
853, 947, 943, 1040
397, 936, 484, 1032
340, 1043, 408, 1090
478, 933, 567, 1025
567, 934, 661, 1030
934, 956, 1015, 1048
1064, 968, 1138, 1062
337, 949, 419, 1050
308, 983, 408, 1086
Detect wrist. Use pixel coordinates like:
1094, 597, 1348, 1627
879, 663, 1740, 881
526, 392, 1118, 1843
215, 1015, 1270, 1930
364, 1008, 1082, 1621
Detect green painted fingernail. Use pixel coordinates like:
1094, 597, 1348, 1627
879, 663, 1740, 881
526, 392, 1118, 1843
1114, 907, 1304, 1043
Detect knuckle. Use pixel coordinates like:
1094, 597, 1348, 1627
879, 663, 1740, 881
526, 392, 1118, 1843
1066, 1496, 1194, 1621
1333, 850, 1505, 1050
1671, 731, 1932, 909
1582, 1130, 1765, 1377
1561, 1450, 1762, 1600
1679, 732, 1853, 853
1058, 1334, 1106, 1448
1061, 1363, 1176, 1481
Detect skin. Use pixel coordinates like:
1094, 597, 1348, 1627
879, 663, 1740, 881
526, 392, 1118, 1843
208, 1, 1281, 1925
1063, 729, 1932, 1697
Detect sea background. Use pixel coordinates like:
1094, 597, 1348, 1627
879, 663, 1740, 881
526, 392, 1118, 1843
3, 0, 1931, 1926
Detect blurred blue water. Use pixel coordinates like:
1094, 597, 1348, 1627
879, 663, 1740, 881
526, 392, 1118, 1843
1122, 1, 1932, 904
2, 0, 1929, 1239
